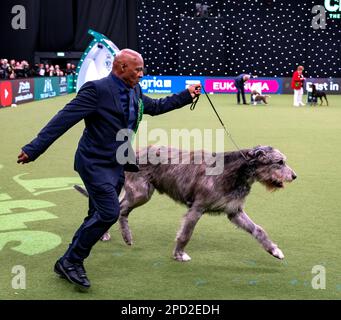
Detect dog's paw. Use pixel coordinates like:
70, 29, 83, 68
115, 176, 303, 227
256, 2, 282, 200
120, 230, 133, 245
100, 232, 111, 241
270, 247, 284, 260
174, 252, 191, 262
122, 234, 133, 246
119, 217, 133, 245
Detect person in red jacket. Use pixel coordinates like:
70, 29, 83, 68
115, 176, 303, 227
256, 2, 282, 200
291, 65, 305, 107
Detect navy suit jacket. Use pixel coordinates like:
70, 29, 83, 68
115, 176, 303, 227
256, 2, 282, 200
235, 74, 254, 89
234, 74, 247, 88
22, 74, 193, 184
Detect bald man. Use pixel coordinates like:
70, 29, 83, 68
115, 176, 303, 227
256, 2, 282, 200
17, 49, 201, 289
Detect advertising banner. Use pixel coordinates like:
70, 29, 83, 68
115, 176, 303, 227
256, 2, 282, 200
59, 76, 68, 95
2, 75, 340, 109
140, 76, 206, 94
282, 77, 341, 95
34, 77, 60, 100
305, 78, 341, 94
1, 76, 76, 108
140, 76, 177, 94
140, 76, 282, 94
205, 78, 282, 94
67, 75, 76, 93
12, 79, 34, 104
0, 81, 13, 107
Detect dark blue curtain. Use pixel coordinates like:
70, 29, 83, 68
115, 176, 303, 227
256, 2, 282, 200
0, 0, 138, 62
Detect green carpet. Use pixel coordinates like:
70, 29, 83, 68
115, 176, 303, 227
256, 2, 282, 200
0, 93, 340, 300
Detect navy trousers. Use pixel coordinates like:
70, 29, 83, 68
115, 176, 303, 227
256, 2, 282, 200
63, 170, 125, 263
235, 82, 247, 104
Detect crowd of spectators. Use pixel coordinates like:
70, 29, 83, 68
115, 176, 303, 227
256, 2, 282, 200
0, 59, 77, 80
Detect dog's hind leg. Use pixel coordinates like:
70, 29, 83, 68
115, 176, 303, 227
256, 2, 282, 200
228, 211, 284, 260
119, 176, 155, 245
173, 206, 203, 262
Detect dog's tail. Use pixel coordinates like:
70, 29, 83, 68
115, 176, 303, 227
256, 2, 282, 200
74, 184, 89, 198
73, 184, 127, 202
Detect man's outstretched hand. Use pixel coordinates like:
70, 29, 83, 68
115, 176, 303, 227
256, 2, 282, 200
188, 84, 202, 99
17, 150, 30, 164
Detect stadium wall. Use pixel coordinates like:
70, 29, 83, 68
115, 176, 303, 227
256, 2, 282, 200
140, 76, 341, 95
0, 75, 75, 108
2, 75, 340, 108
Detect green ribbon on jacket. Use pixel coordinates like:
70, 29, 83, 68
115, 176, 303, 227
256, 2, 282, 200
134, 98, 144, 134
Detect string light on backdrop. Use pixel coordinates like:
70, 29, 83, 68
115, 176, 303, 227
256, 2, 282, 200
137, 0, 341, 77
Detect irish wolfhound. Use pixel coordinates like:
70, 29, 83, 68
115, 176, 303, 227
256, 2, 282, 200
75, 145, 296, 262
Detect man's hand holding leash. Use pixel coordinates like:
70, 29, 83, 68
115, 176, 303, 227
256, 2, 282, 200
187, 83, 202, 99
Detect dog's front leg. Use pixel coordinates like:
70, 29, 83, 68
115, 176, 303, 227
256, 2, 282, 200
173, 207, 203, 262
228, 211, 284, 260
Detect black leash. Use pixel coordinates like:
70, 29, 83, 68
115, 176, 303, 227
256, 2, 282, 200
191, 86, 248, 161
190, 95, 199, 110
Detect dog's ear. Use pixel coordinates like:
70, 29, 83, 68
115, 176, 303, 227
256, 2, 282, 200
247, 145, 261, 158
247, 146, 272, 164
254, 148, 266, 158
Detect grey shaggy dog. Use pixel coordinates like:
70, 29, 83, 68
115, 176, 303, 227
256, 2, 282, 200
75, 145, 297, 262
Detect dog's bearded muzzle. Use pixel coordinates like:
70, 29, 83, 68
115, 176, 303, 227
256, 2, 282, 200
260, 168, 297, 191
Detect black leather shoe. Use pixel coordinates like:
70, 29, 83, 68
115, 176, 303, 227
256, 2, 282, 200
54, 258, 91, 289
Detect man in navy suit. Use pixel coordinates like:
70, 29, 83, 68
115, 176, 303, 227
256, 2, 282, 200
234, 73, 253, 105
17, 49, 202, 289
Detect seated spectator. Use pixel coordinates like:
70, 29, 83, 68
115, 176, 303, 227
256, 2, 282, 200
38, 63, 45, 76
71, 64, 76, 74
45, 64, 50, 75
10, 59, 16, 69
0, 58, 72, 79
55, 65, 64, 76
8, 66, 16, 79
21, 60, 31, 78
14, 61, 24, 78
64, 63, 73, 75
48, 65, 55, 77
32, 63, 40, 76
0, 59, 8, 79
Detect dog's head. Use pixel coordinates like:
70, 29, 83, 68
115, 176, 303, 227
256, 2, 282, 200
251, 90, 260, 95
246, 146, 297, 190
